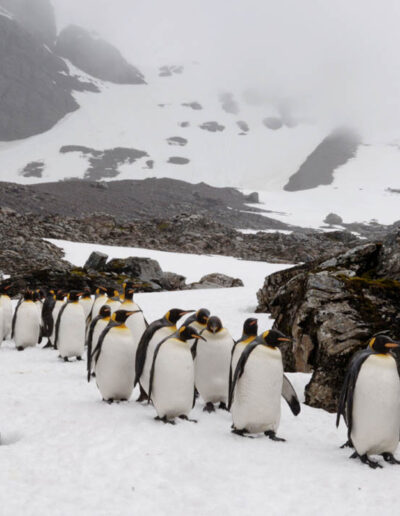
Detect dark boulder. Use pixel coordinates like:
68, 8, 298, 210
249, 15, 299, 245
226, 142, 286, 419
84, 251, 108, 271
189, 273, 243, 289
56, 25, 145, 85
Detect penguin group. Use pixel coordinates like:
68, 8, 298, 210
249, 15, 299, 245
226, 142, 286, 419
3, 282, 400, 468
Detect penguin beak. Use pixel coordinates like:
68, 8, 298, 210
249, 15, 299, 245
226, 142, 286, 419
126, 311, 141, 317
4, 285, 11, 291
192, 334, 206, 341
385, 342, 400, 348
278, 337, 291, 342
180, 310, 195, 316
249, 320, 257, 326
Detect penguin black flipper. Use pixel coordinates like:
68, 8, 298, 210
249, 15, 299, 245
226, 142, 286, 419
336, 348, 373, 436
92, 322, 119, 367
228, 340, 242, 400
41, 296, 55, 337
134, 319, 166, 385
11, 297, 23, 339
54, 302, 69, 350
86, 315, 102, 382
282, 374, 301, 416
228, 341, 260, 410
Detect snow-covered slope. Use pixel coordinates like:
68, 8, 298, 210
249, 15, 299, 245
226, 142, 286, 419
1, 242, 398, 515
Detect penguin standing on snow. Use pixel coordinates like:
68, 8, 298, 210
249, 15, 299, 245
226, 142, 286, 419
80, 288, 93, 320
41, 289, 55, 348
229, 329, 300, 440
0, 284, 13, 340
337, 334, 400, 468
148, 325, 205, 424
135, 309, 194, 400
91, 309, 139, 402
12, 290, 41, 351
89, 287, 107, 322
55, 291, 85, 362
183, 308, 210, 333
193, 316, 234, 412
229, 318, 258, 395
120, 288, 147, 347
86, 304, 112, 381
50, 290, 65, 347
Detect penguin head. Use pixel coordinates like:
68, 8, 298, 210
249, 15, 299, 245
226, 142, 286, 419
123, 280, 135, 291
82, 288, 91, 299
99, 305, 112, 318
112, 309, 139, 324
178, 325, 206, 342
0, 284, 11, 295
32, 290, 40, 302
195, 308, 210, 325
68, 291, 82, 302
242, 318, 258, 337
55, 290, 65, 301
106, 287, 120, 299
24, 290, 34, 301
369, 335, 400, 354
96, 286, 107, 296
124, 288, 134, 301
165, 309, 195, 325
206, 316, 223, 334
259, 329, 291, 348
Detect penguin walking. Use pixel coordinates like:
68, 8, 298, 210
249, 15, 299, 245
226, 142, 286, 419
229, 318, 258, 399
12, 291, 41, 351
91, 309, 138, 402
193, 316, 234, 412
337, 335, 400, 468
0, 285, 13, 340
55, 291, 85, 361
229, 330, 300, 440
120, 288, 147, 347
135, 309, 194, 400
50, 291, 65, 347
148, 325, 205, 424
86, 304, 112, 381
80, 288, 93, 321
105, 288, 121, 314
41, 289, 56, 347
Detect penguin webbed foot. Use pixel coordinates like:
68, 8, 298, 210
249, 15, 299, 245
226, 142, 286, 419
136, 386, 148, 403
203, 402, 215, 413
63, 357, 69, 362
231, 428, 254, 439
76, 356, 82, 361
218, 402, 228, 411
340, 439, 354, 449
350, 451, 382, 469
16, 346, 24, 352
179, 415, 197, 423
105, 398, 114, 404
154, 416, 175, 425
265, 431, 286, 442
382, 452, 400, 465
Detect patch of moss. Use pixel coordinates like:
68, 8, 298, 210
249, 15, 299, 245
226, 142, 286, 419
157, 222, 170, 231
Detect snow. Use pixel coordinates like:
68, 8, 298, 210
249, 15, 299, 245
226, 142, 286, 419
1, 241, 399, 515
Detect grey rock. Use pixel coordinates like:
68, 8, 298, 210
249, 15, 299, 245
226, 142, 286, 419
182, 102, 202, 110
324, 213, 343, 225
167, 157, 190, 165
219, 93, 239, 114
167, 137, 188, 146
84, 251, 108, 271
199, 121, 225, 132
190, 273, 243, 289
20, 161, 45, 178
56, 25, 145, 84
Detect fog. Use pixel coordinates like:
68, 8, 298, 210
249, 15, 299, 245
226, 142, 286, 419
52, 0, 400, 141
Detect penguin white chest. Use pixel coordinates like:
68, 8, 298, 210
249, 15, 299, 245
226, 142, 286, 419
195, 330, 233, 404
122, 301, 147, 346
152, 340, 194, 419
231, 342, 247, 381
51, 300, 63, 342
1, 295, 12, 339
58, 303, 85, 358
80, 298, 93, 319
95, 327, 136, 401
14, 302, 40, 348
91, 296, 107, 319
232, 346, 283, 434
141, 326, 174, 393
351, 354, 400, 456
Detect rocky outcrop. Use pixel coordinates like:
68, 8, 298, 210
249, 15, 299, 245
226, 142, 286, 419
0, 11, 97, 141
256, 233, 400, 412
56, 25, 145, 85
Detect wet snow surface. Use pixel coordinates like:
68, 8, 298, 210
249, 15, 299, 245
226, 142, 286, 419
1, 242, 399, 515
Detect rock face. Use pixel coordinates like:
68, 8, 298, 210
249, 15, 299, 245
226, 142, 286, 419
56, 25, 145, 84
0, 0, 57, 48
0, 9, 97, 141
257, 233, 400, 412
284, 128, 360, 192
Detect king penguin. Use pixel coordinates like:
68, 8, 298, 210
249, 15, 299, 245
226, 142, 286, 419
147, 325, 205, 424
120, 287, 147, 348
89, 287, 108, 322
55, 291, 85, 361
50, 290, 65, 347
183, 308, 210, 333
0, 284, 13, 340
86, 304, 112, 381
80, 288, 93, 320
135, 308, 194, 400
105, 287, 121, 314
337, 334, 400, 468
41, 289, 55, 348
229, 318, 258, 396
193, 316, 234, 412
229, 329, 300, 439
91, 309, 138, 402
12, 290, 41, 351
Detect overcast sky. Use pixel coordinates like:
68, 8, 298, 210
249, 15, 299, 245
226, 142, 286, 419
52, 0, 400, 140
